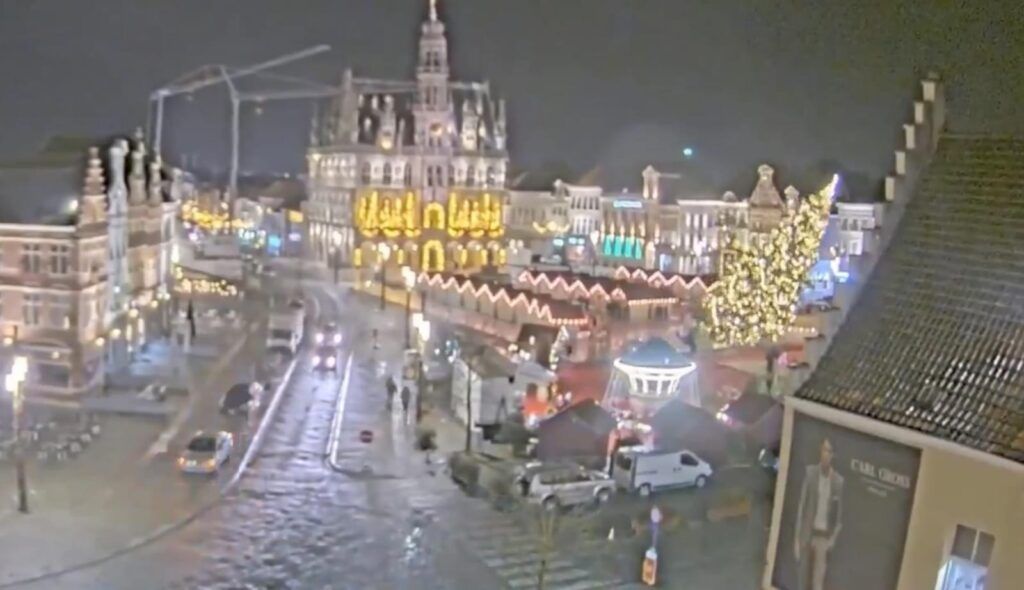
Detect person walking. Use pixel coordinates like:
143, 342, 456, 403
400, 386, 411, 416
385, 376, 396, 411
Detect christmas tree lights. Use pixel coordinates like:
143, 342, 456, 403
704, 175, 839, 347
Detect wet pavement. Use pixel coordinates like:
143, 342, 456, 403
3, 266, 770, 589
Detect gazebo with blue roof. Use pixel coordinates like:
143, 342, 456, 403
603, 337, 699, 414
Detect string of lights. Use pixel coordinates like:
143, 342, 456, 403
704, 175, 839, 347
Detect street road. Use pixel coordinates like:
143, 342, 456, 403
13, 265, 762, 589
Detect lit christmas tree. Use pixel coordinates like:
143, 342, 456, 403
705, 175, 839, 347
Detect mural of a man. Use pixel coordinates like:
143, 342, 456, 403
794, 438, 844, 590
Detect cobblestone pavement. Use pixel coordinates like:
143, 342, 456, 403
4, 260, 772, 589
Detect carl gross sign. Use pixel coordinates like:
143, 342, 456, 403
771, 412, 921, 590
850, 458, 913, 491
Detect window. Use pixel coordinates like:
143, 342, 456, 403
48, 294, 70, 329
466, 167, 476, 187
382, 163, 392, 185
49, 244, 70, 275
680, 453, 698, 466
21, 244, 42, 273
486, 166, 496, 187
436, 166, 445, 187
404, 164, 413, 185
360, 162, 372, 185
23, 293, 41, 325
936, 526, 993, 590
427, 167, 435, 187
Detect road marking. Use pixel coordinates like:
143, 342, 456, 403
144, 326, 254, 460
325, 351, 355, 467
222, 354, 299, 492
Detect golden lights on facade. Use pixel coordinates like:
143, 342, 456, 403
353, 189, 506, 272
354, 190, 504, 239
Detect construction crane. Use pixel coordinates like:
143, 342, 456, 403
147, 44, 331, 201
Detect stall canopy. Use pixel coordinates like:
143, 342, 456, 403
648, 398, 729, 467
536, 399, 616, 462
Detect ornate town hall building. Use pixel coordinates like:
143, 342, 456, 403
305, 0, 509, 275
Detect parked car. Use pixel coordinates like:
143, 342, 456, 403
758, 447, 779, 473
613, 447, 713, 496
178, 431, 233, 474
220, 382, 261, 416
138, 381, 168, 402
312, 346, 338, 372
515, 462, 615, 510
314, 322, 342, 346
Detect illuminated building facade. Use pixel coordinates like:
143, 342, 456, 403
594, 163, 793, 275
306, 0, 509, 275
0, 135, 178, 397
105, 132, 179, 369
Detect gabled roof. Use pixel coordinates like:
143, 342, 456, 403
797, 135, 1024, 464
541, 399, 616, 434
420, 272, 588, 324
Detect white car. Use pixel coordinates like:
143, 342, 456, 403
178, 431, 233, 474
613, 448, 713, 496
516, 463, 615, 510
314, 323, 342, 346
312, 346, 338, 372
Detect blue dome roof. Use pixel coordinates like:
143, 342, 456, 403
617, 337, 692, 369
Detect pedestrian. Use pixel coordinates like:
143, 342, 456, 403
416, 427, 437, 465
400, 386, 411, 415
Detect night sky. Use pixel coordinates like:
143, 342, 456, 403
1, 0, 1021, 189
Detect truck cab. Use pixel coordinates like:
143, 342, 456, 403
266, 302, 305, 355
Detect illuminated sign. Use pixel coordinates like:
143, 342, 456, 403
613, 200, 644, 209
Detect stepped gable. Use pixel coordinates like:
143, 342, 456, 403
797, 134, 1024, 463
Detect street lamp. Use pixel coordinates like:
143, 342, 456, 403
589, 230, 601, 275
401, 266, 416, 348
377, 243, 392, 311
7, 355, 29, 514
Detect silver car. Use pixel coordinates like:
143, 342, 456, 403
178, 431, 233, 474
516, 463, 615, 510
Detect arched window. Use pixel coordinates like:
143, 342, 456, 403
486, 166, 496, 187
360, 162, 372, 185
466, 167, 476, 187
404, 164, 413, 185
382, 163, 392, 185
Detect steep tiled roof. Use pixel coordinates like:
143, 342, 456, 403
797, 135, 1024, 463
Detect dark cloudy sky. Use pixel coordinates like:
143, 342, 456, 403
1, 0, 1021, 189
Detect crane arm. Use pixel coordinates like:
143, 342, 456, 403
152, 45, 330, 99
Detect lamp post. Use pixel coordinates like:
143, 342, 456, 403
330, 246, 340, 284
401, 266, 416, 348
454, 342, 485, 453
376, 243, 391, 311
7, 355, 29, 514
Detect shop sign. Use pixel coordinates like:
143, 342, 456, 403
771, 412, 921, 590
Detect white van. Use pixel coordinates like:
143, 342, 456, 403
613, 447, 713, 496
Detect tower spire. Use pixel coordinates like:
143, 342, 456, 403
429, 0, 438, 22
